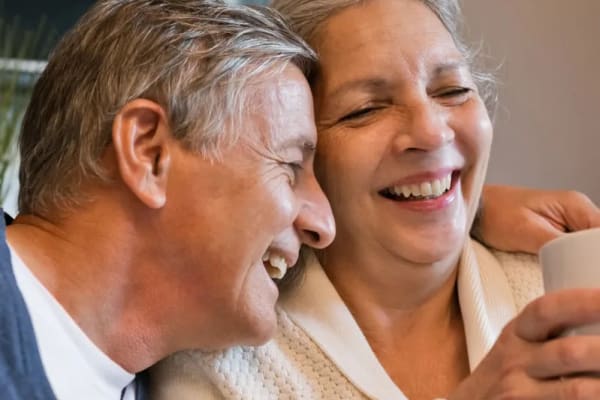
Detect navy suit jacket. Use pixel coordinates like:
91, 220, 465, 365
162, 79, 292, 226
0, 214, 148, 399
0, 214, 55, 399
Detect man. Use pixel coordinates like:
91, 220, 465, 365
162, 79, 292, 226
1, 1, 334, 398
2, 0, 599, 399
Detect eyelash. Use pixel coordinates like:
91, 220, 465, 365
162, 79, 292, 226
435, 87, 472, 98
287, 162, 303, 171
339, 106, 382, 122
338, 86, 472, 123
284, 162, 303, 185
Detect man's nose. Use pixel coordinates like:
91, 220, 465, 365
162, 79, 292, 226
294, 175, 336, 249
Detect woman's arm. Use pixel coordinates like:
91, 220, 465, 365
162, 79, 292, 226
474, 185, 600, 253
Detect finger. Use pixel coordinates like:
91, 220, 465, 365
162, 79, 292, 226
534, 376, 600, 400
528, 335, 600, 378
517, 213, 565, 253
557, 191, 600, 231
516, 289, 600, 342
592, 211, 600, 228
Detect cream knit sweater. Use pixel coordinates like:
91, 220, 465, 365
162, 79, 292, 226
151, 240, 543, 400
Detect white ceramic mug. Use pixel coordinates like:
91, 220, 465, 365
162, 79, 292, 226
539, 227, 600, 335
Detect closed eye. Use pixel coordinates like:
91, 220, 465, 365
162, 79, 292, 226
338, 106, 382, 123
434, 87, 473, 106
287, 162, 303, 172
282, 161, 303, 186
437, 87, 471, 97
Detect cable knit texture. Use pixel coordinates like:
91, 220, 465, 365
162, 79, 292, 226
151, 243, 543, 400
153, 309, 366, 400
491, 250, 543, 311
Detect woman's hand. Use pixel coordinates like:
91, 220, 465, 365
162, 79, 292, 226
474, 185, 600, 253
448, 289, 600, 400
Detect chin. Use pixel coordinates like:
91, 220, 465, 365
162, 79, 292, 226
237, 305, 278, 347
410, 244, 464, 266
395, 226, 467, 266
233, 274, 280, 347
205, 302, 277, 350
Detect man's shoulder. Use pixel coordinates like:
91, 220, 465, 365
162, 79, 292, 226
0, 218, 56, 399
0, 373, 56, 400
0, 314, 56, 398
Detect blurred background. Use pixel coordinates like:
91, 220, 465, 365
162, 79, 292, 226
1, 0, 598, 216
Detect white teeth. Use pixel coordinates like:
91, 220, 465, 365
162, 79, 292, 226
431, 179, 442, 196
263, 252, 289, 279
420, 182, 433, 196
411, 184, 421, 197
389, 172, 453, 200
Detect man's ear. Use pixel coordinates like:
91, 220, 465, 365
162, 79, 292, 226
112, 99, 172, 209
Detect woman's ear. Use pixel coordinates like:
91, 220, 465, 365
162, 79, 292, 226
111, 99, 172, 209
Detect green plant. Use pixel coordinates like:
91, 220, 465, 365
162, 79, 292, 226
0, 9, 55, 205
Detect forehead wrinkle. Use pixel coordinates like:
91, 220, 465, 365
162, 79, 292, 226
243, 73, 315, 162
271, 81, 316, 155
316, 35, 410, 105
325, 78, 391, 106
316, 0, 466, 87
318, 31, 449, 101
239, 79, 287, 157
322, 44, 467, 105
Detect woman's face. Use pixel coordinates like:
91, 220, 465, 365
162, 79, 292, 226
312, 0, 492, 267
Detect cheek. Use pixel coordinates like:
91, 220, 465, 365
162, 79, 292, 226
455, 108, 493, 218
474, 118, 493, 159
450, 109, 493, 188
315, 131, 378, 197
315, 140, 359, 214
458, 106, 493, 161
259, 180, 299, 231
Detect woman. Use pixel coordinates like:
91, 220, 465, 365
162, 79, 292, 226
151, 0, 600, 398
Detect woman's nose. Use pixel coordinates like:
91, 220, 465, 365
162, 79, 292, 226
393, 101, 455, 152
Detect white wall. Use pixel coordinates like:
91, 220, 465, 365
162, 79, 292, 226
462, 0, 600, 203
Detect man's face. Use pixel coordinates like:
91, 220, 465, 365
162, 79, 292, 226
162, 65, 335, 349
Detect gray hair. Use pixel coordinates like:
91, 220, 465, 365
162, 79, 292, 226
19, 0, 316, 215
271, 0, 497, 116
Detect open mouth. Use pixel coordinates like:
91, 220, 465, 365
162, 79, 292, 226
379, 171, 457, 201
262, 251, 290, 280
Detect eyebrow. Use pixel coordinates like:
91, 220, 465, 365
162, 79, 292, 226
327, 60, 470, 100
328, 78, 390, 102
432, 60, 470, 76
273, 135, 316, 159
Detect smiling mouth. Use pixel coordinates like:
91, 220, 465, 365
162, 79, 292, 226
262, 251, 290, 280
380, 171, 456, 201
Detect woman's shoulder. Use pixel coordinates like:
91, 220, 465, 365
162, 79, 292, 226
149, 308, 365, 400
473, 241, 544, 312
149, 348, 224, 399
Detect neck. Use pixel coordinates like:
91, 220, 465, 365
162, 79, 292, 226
324, 253, 460, 337
321, 243, 470, 397
7, 204, 169, 373
321, 235, 462, 312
